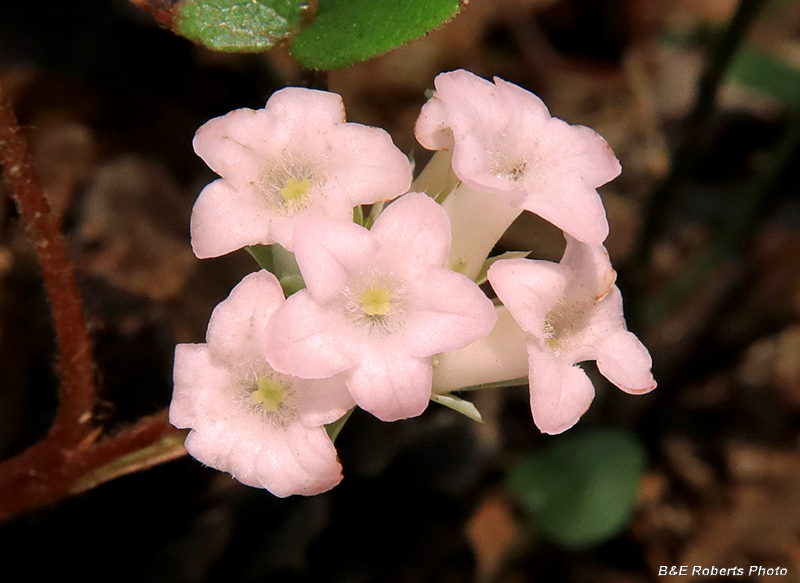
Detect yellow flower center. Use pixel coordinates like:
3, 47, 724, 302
360, 285, 393, 316
280, 177, 311, 205
250, 377, 286, 412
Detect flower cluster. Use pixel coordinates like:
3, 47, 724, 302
172, 70, 656, 497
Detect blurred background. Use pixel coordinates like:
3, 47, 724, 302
2, 0, 800, 581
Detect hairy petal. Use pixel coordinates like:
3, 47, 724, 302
296, 374, 356, 426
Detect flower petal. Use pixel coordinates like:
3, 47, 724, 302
560, 235, 617, 304
371, 192, 452, 276
296, 374, 356, 426
253, 423, 343, 497
326, 123, 413, 205
404, 265, 496, 357
594, 329, 657, 395
292, 215, 379, 302
263, 290, 357, 378
526, 340, 595, 435
346, 348, 433, 422
170, 344, 230, 429
488, 257, 567, 339
193, 108, 284, 186
512, 173, 610, 245
190, 179, 274, 259
206, 270, 285, 365
183, 415, 342, 497
414, 95, 455, 151
265, 87, 346, 130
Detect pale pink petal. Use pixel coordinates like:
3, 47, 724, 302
414, 96, 455, 151
265, 87, 346, 130
264, 290, 357, 378
371, 192, 451, 276
493, 77, 552, 133
527, 340, 595, 435
292, 216, 379, 302
296, 374, 356, 426
488, 258, 567, 339
183, 416, 342, 497
206, 270, 285, 364
546, 121, 622, 188
170, 344, 230, 428
593, 330, 656, 395
514, 176, 609, 245
253, 423, 343, 497
193, 108, 282, 186
560, 235, 617, 304
326, 123, 413, 205
404, 266, 496, 357
433, 306, 529, 393
346, 348, 433, 422
434, 69, 516, 147
190, 179, 274, 259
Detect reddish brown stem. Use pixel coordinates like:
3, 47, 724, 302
0, 89, 97, 446
0, 412, 186, 519
0, 87, 188, 519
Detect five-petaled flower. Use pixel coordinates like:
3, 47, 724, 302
190, 87, 413, 258
488, 236, 657, 435
263, 192, 497, 422
415, 69, 621, 246
171, 270, 355, 496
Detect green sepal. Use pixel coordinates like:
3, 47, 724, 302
325, 408, 354, 442
430, 392, 483, 423
246, 244, 274, 271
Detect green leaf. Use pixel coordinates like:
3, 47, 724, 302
291, 0, 461, 70
507, 428, 646, 549
175, 0, 307, 52
430, 392, 483, 423
729, 48, 800, 106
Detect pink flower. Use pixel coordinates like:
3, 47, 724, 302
171, 270, 355, 496
263, 192, 497, 422
415, 69, 621, 245
488, 236, 656, 434
191, 87, 413, 257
